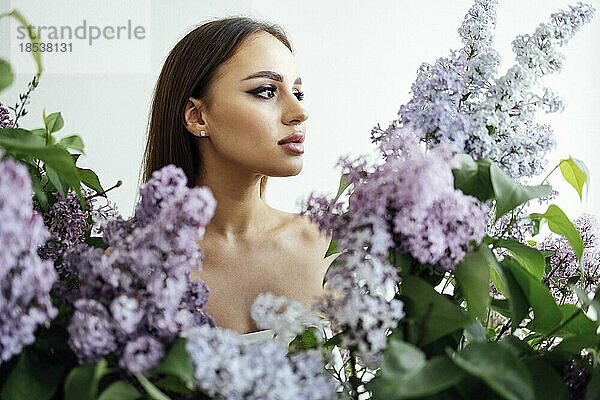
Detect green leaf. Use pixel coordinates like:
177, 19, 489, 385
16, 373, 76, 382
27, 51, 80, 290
449, 342, 534, 400
0, 128, 46, 149
401, 275, 471, 346
46, 164, 68, 197
6, 9, 43, 78
288, 327, 319, 351
78, 167, 105, 193
498, 261, 529, 331
64, 359, 109, 400
59, 134, 85, 153
454, 246, 490, 322
489, 162, 552, 220
529, 205, 584, 261
335, 172, 351, 200
452, 154, 495, 202
149, 338, 195, 389
494, 238, 546, 280
559, 157, 587, 201
504, 258, 562, 333
554, 334, 600, 354
324, 238, 339, 258
523, 359, 569, 400
368, 338, 465, 399
586, 367, 600, 400
1, 348, 62, 400
97, 381, 141, 400
44, 112, 64, 134
0, 58, 14, 92
556, 304, 597, 336
135, 373, 172, 400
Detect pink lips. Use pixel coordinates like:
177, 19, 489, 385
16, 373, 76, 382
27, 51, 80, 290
278, 132, 305, 155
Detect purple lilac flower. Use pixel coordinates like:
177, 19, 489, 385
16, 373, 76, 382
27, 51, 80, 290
185, 324, 337, 400
311, 249, 404, 369
0, 102, 13, 129
381, 1, 594, 179
62, 165, 217, 372
38, 189, 94, 263
119, 335, 165, 374
67, 298, 118, 363
0, 151, 58, 362
538, 213, 600, 304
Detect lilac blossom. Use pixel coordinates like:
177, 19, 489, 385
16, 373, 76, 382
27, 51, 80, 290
538, 213, 600, 304
384, 1, 595, 179
250, 292, 325, 345
62, 164, 217, 372
0, 101, 13, 129
0, 151, 58, 362
38, 189, 94, 263
185, 324, 337, 400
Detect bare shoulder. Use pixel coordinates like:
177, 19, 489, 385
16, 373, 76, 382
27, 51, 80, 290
285, 212, 342, 263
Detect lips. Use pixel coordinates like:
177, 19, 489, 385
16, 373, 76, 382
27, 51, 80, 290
277, 132, 305, 145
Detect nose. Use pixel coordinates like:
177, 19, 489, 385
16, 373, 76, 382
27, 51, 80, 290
283, 94, 309, 126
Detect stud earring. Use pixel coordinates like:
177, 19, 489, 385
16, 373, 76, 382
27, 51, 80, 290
199, 130, 207, 137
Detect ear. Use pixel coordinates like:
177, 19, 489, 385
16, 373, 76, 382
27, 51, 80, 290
184, 97, 208, 137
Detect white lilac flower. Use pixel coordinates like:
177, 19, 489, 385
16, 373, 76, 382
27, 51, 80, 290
0, 152, 58, 363
185, 324, 337, 400
63, 165, 217, 372
250, 292, 324, 344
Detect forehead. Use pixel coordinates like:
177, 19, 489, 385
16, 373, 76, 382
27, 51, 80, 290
217, 31, 298, 83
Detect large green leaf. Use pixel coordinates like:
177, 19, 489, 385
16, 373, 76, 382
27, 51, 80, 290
523, 359, 569, 400
0, 58, 14, 92
0, 128, 46, 149
449, 342, 534, 400
368, 338, 465, 399
498, 261, 529, 331
64, 359, 109, 400
554, 334, 600, 354
494, 238, 545, 280
149, 338, 195, 389
504, 258, 562, 333
135, 373, 171, 400
559, 157, 587, 201
451, 154, 495, 202
454, 246, 490, 322
0, 348, 63, 400
97, 381, 141, 400
529, 205, 584, 261
401, 275, 471, 346
489, 163, 552, 220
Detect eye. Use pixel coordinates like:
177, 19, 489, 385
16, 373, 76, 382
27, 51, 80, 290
250, 85, 277, 100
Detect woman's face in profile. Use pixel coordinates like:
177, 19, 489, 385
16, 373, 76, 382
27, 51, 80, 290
195, 31, 309, 178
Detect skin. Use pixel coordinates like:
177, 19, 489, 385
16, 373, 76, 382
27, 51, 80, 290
184, 31, 340, 334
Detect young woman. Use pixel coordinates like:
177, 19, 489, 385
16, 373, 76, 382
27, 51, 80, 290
140, 16, 340, 334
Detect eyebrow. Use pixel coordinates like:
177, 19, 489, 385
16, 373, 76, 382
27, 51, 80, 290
242, 70, 302, 85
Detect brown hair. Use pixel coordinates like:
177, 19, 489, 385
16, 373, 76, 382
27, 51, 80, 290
138, 16, 293, 202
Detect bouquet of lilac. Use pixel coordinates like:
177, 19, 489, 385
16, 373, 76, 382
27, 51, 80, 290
61, 165, 217, 373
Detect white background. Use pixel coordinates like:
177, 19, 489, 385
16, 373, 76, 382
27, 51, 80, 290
1, 0, 599, 221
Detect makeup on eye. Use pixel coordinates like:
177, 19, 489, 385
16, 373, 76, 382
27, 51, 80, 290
248, 85, 304, 101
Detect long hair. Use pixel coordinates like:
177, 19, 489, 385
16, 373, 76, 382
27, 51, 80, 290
138, 16, 293, 203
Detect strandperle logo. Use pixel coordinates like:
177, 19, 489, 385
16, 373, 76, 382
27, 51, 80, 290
16, 19, 146, 45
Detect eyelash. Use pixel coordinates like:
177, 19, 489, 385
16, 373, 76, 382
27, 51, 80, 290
251, 85, 305, 101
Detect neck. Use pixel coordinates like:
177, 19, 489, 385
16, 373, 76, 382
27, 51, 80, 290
196, 164, 270, 242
